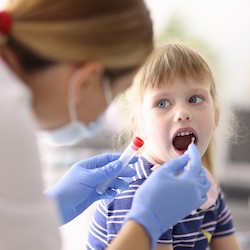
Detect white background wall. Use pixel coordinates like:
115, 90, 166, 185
145, 0, 250, 103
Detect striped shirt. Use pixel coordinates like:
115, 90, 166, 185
86, 157, 235, 250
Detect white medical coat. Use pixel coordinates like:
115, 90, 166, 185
0, 58, 61, 249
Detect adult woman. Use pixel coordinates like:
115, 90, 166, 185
0, 1, 210, 250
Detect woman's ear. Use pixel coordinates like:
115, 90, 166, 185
72, 61, 104, 104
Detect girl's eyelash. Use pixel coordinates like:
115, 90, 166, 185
189, 95, 204, 103
155, 99, 171, 108
153, 94, 206, 107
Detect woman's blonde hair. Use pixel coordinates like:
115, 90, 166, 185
123, 42, 220, 175
5, 0, 153, 73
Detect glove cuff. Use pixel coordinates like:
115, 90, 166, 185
125, 203, 161, 250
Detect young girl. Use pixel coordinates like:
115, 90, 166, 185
86, 42, 241, 250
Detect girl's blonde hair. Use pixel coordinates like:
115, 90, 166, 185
123, 42, 220, 175
5, 0, 153, 73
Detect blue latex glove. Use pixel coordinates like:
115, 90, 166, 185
46, 153, 136, 224
125, 143, 210, 250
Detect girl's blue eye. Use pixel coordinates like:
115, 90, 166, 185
157, 99, 171, 108
189, 96, 203, 104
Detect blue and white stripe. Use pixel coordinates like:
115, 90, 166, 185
86, 157, 235, 250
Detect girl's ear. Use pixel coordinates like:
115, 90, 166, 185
214, 106, 220, 129
131, 116, 137, 134
131, 115, 147, 140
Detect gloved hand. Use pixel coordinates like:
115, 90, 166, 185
45, 153, 136, 224
125, 143, 210, 250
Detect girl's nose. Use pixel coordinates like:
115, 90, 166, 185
174, 110, 192, 122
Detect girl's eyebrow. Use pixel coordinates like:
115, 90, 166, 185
190, 87, 210, 94
148, 84, 210, 97
150, 91, 170, 99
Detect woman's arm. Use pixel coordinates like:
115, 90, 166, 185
156, 243, 173, 250
106, 220, 173, 250
106, 220, 174, 250
210, 234, 242, 250
106, 220, 151, 250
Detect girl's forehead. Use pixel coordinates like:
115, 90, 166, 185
145, 75, 211, 91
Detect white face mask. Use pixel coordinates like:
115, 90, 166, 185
38, 72, 113, 146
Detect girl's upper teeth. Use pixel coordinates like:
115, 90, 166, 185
177, 131, 193, 136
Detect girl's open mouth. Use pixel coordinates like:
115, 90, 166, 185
173, 131, 197, 153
